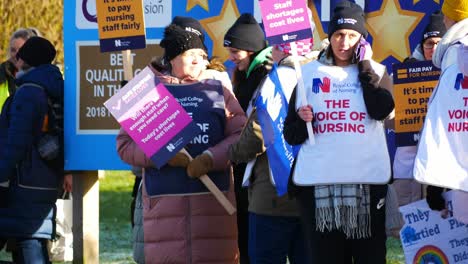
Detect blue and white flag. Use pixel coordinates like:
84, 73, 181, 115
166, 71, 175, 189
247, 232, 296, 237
255, 65, 299, 196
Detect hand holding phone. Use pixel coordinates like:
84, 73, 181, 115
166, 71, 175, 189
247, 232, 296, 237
354, 37, 373, 62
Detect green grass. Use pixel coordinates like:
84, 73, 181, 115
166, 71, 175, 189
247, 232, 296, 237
387, 237, 405, 263
99, 170, 136, 264
1, 171, 406, 263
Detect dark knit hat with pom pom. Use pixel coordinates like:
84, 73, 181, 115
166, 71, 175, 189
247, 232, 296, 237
160, 24, 206, 61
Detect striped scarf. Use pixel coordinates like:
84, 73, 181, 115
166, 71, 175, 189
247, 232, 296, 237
314, 184, 371, 239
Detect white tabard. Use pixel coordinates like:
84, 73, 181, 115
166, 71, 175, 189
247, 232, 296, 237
293, 60, 391, 185
414, 65, 468, 191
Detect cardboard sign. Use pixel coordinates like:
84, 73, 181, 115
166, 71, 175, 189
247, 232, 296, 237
104, 67, 200, 168
95, 0, 146, 52
144, 81, 230, 196
258, 0, 313, 44
76, 0, 172, 30
399, 192, 468, 264
77, 42, 163, 133
392, 60, 440, 147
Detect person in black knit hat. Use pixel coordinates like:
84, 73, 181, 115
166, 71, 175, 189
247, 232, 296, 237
283, 0, 394, 263
224, 13, 272, 264
160, 24, 206, 64
224, 13, 266, 54
172, 16, 205, 43
0, 35, 64, 263
402, 10, 446, 64
327, 0, 368, 39
393, 11, 447, 212
16, 36, 56, 68
118, 17, 246, 263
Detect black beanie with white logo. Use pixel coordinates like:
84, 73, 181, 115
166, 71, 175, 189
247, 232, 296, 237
328, 1, 367, 39
160, 24, 206, 62
224, 13, 266, 52
171, 16, 205, 43
421, 11, 446, 45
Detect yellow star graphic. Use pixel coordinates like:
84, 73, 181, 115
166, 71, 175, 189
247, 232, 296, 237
366, 0, 424, 62
200, 0, 240, 62
186, 0, 209, 12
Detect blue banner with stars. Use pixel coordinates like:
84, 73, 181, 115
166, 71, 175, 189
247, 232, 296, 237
65, 0, 444, 170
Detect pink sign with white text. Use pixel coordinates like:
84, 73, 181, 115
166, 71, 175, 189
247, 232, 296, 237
259, 0, 313, 44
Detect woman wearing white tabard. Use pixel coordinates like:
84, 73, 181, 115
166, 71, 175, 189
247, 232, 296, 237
283, 1, 394, 263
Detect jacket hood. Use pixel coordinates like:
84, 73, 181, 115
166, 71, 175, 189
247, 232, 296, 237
433, 18, 468, 68
16, 64, 63, 99
410, 44, 426, 61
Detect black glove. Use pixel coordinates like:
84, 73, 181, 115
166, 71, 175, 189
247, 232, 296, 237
426, 185, 446, 211
0, 186, 8, 208
358, 67, 380, 90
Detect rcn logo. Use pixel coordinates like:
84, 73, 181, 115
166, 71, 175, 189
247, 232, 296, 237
166, 143, 176, 152
454, 73, 468, 90
282, 34, 297, 41
312, 77, 331, 93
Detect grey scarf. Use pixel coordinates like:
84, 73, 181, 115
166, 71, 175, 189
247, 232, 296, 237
315, 184, 371, 239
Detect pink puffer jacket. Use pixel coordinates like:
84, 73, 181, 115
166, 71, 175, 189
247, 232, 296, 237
117, 68, 245, 263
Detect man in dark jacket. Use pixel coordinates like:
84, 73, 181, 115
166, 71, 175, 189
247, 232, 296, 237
0, 36, 64, 264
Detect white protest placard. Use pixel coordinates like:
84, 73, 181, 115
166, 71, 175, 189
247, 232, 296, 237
399, 191, 468, 264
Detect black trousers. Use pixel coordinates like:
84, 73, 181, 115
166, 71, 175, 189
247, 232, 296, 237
295, 185, 388, 264
234, 163, 250, 264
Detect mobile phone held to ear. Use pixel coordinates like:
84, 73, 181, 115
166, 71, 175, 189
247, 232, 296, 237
354, 37, 372, 62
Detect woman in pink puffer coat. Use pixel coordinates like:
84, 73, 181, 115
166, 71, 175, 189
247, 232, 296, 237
117, 23, 246, 263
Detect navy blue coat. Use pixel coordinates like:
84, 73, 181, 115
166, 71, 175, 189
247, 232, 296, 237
0, 64, 64, 239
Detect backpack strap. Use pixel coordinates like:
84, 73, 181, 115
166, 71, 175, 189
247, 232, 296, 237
15, 83, 54, 133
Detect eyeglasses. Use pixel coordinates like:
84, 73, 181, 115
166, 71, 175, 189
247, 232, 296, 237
423, 41, 439, 49
182, 50, 207, 60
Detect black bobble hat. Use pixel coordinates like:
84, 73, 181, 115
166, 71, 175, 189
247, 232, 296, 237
16, 36, 56, 67
328, 0, 367, 39
421, 11, 446, 44
171, 16, 205, 42
224, 13, 266, 52
160, 24, 206, 61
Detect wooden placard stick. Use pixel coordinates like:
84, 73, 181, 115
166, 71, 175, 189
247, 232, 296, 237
122, 49, 133, 80
181, 148, 236, 215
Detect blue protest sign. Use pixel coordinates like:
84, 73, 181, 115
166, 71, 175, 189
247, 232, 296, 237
144, 81, 230, 196
255, 65, 298, 196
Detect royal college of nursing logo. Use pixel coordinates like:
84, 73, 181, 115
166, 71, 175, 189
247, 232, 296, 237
312, 77, 331, 94
166, 143, 176, 152
454, 73, 468, 90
